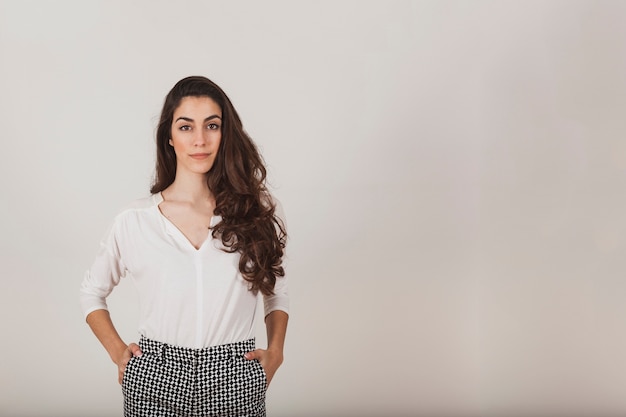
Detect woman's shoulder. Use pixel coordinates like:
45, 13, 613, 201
262, 190, 281, 207
96, 194, 161, 243
263, 192, 287, 229
123, 193, 161, 211
111, 193, 161, 221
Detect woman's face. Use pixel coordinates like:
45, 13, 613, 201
169, 96, 222, 176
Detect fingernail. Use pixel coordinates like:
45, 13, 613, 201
244, 353, 250, 359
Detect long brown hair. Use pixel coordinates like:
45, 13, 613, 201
151, 76, 286, 295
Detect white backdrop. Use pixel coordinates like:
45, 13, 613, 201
2, 1, 626, 416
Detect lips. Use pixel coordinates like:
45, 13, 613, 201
190, 153, 210, 160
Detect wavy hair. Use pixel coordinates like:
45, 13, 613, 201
150, 76, 286, 295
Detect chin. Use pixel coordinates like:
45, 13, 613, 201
202, 165, 217, 174
192, 161, 216, 174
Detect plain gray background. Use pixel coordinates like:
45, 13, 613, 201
2, 1, 626, 416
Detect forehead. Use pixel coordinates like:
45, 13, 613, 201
174, 96, 222, 117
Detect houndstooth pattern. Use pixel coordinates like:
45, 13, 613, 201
122, 337, 267, 417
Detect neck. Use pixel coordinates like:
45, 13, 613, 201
164, 171, 213, 203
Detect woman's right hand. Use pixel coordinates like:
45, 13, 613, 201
85, 311, 143, 385
114, 343, 143, 384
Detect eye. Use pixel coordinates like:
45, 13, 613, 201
179, 125, 191, 131
207, 123, 220, 130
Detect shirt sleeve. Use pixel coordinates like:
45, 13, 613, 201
79, 216, 128, 319
263, 197, 290, 317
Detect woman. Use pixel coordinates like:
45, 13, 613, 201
80, 76, 289, 417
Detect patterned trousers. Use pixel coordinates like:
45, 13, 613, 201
122, 337, 267, 417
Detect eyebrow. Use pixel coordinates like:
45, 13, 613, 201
175, 115, 222, 123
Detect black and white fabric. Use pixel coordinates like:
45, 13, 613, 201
122, 337, 267, 417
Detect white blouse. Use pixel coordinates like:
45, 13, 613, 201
79, 193, 289, 349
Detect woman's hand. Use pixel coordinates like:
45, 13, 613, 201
113, 343, 143, 384
85, 310, 144, 385
244, 348, 283, 387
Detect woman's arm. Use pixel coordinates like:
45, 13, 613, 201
244, 310, 289, 386
86, 309, 142, 384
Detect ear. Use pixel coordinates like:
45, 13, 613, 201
168, 139, 173, 146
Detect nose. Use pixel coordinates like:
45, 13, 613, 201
193, 130, 208, 146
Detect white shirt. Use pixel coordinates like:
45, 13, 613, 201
79, 192, 289, 349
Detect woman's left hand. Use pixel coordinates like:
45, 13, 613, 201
244, 348, 283, 387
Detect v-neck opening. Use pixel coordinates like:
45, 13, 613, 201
155, 192, 217, 251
